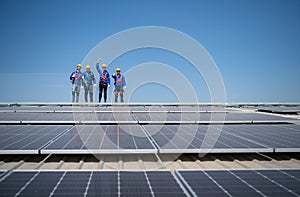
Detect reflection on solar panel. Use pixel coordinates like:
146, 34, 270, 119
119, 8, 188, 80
143, 124, 300, 153
42, 125, 157, 154
177, 169, 300, 196
0, 171, 188, 196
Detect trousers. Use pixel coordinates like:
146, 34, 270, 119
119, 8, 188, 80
99, 83, 108, 103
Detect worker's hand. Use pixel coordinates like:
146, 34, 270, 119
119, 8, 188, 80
108, 84, 111, 88
97, 58, 101, 63
123, 86, 126, 89
70, 80, 73, 83
93, 84, 96, 88
81, 86, 84, 89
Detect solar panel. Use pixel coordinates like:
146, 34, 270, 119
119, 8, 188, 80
133, 112, 296, 123
0, 171, 188, 196
224, 124, 300, 152
0, 171, 37, 196
0, 112, 73, 121
177, 169, 300, 196
42, 125, 157, 154
143, 124, 300, 153
0, 125, 71, 154
257, 106, 300, 114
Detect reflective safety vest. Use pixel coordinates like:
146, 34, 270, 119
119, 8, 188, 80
72, 72, 81, 81
116, 76, 123, 83
101, 74, 107, 82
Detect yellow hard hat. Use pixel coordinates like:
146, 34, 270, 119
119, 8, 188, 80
102, 64, 107, 68
77, 64, 82, 67
86, 65, 91, 69
116, 68, 121, 71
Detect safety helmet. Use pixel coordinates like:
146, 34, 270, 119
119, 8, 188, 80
86, 65, 91, 69
77, 64, 82, 67
102, 64, 107, 68
116, 68, 121, 71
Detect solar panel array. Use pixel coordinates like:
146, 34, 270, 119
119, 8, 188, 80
0, 104, 299, 154
0, 169, 299, 196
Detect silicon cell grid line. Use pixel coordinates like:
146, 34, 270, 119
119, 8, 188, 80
177, 169, 300, 197
0, 125, 71, 154
41, 125, 157, 154
0, 171, 189, 197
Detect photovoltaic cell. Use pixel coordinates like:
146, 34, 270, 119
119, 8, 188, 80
87, 172, 118, 197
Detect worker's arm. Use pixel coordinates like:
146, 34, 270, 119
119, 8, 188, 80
92, 73, 96, 84
96, 58, 101, 74
107, 72, 111, 85
69, 72, 74, 80
81, 73, 87, 85
122, 76, 126, 86
96, 63, 101, 74
111, 74, 116, 85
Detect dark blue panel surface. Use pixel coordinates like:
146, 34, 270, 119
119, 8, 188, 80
0, 125, 70, 151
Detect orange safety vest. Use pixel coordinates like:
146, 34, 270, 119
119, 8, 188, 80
101, 74, 107, 81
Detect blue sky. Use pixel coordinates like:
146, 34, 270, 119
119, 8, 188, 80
0, 0, 299, 102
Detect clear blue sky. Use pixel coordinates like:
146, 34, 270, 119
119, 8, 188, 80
0, 0, 299, 102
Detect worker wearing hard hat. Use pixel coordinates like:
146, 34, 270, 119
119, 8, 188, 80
112, 68, 126, 103
96, 58, 111, 103
82, 65, 96, 102
69, 64, 83, 102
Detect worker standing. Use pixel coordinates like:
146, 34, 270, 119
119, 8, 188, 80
82, 65, 96, 102
69, 64, 83, 103
96, 58, 110, 103
112, 68, 126, 103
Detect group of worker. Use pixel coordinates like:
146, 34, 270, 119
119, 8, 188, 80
69, 58, 126, 103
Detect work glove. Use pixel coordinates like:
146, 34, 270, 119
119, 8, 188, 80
81, 86, 84, 89
108, 84, 111, 88
93, 84, 96, 88
123, 86, 126, 89
97, 58, 101, 63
